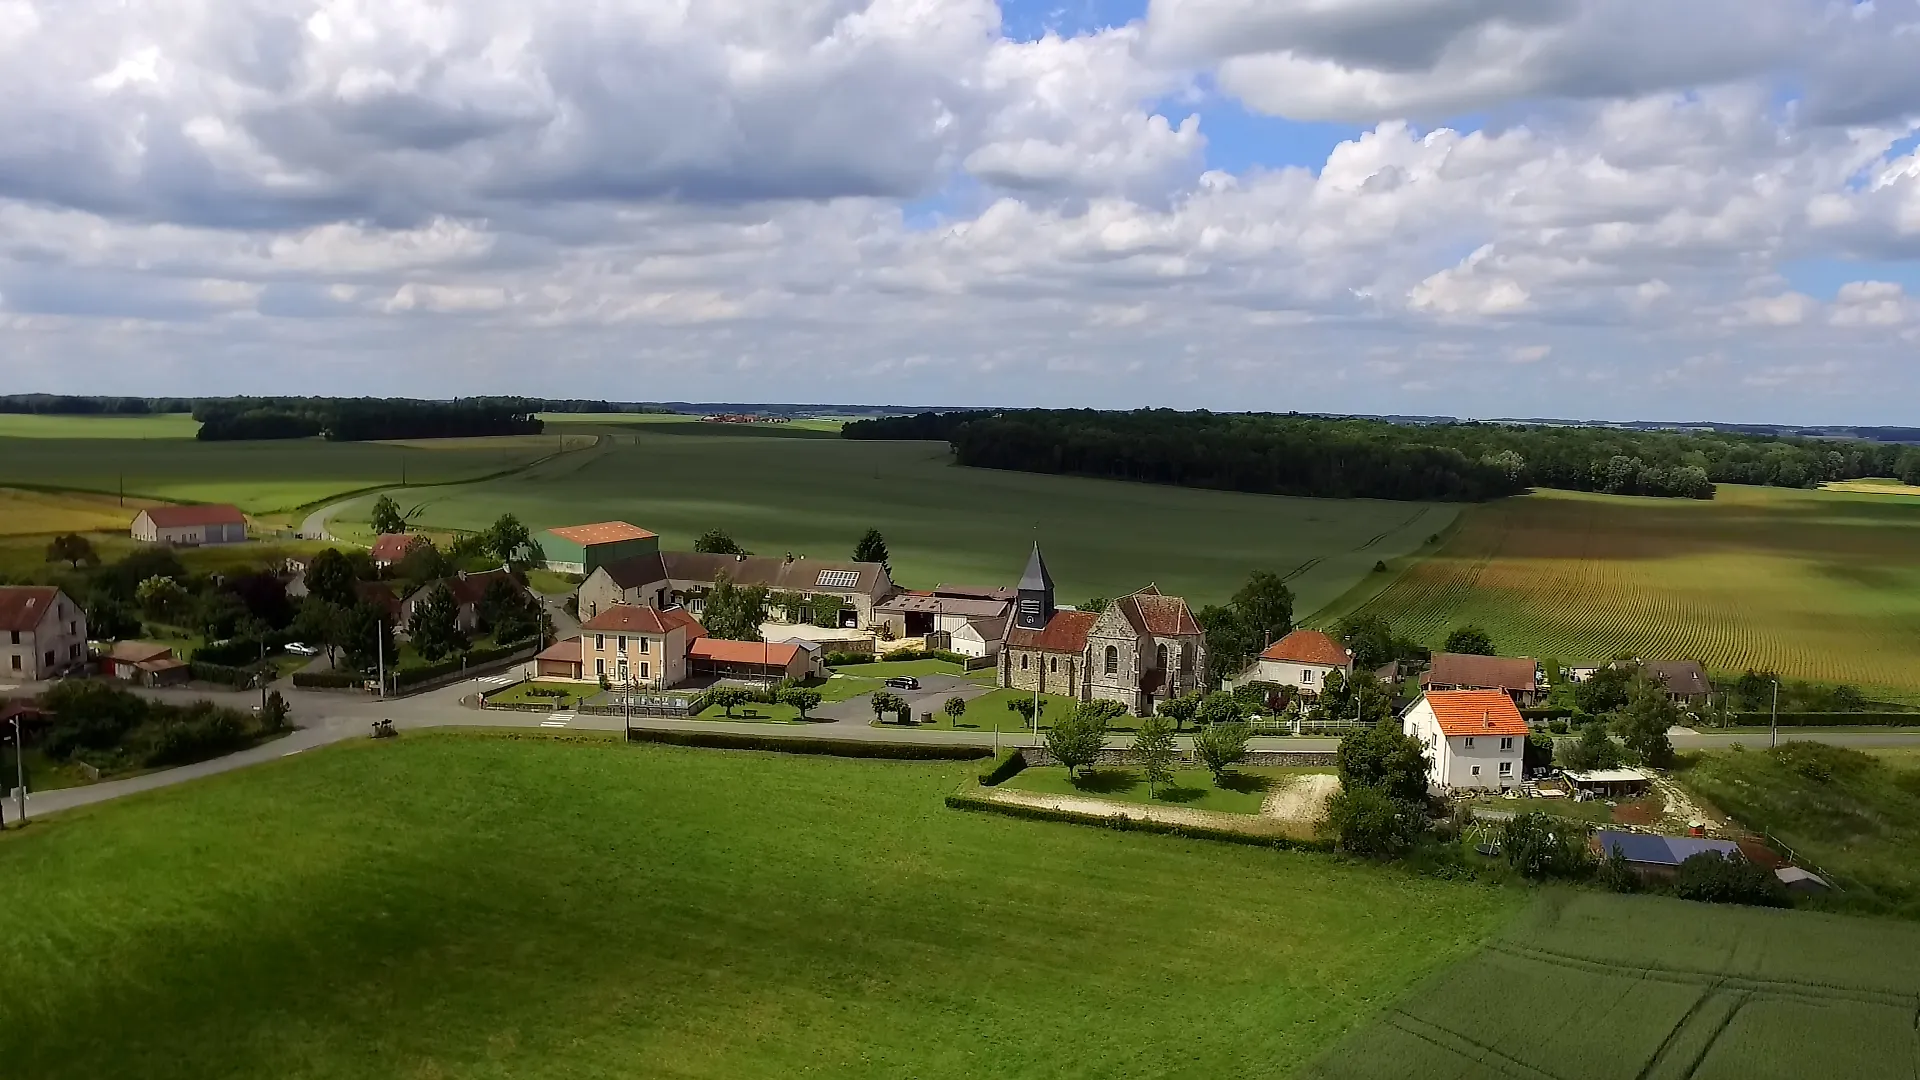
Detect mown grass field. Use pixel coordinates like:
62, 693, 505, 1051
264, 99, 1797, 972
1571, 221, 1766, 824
1332, 486, 1920, 700
326, 417, 1457, 607
0, 733, 1518, 1080
0, 413, 202, 438
1302, 889, 1920, 1080
0, 487, 166, 536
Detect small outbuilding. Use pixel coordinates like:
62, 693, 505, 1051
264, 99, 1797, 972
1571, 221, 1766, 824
1593, 830, 1743, 880
105, 641, 191, 686
534, 637, 585, 680
131, 504, 248, 546
1774, 867, 1832, 893
1564, 768, 1654, 798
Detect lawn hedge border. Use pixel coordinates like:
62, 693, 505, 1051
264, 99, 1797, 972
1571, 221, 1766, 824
1723, 712, 1920, 728
977, 748, 1027, 786
945, 790, 1335, 853
187, 661, 255, 687
625, 727, 991, 760
292, 671, 359, 689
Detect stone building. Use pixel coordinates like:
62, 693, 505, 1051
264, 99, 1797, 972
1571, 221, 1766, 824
997, 544, 1207, 716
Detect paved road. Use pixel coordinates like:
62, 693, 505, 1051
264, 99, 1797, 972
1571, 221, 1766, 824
298, 495, 361, 544
9, 679, 1920, 821
810, 674, 995, 724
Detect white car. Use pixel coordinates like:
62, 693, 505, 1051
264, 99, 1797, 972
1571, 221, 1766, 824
284, 642, 321, 656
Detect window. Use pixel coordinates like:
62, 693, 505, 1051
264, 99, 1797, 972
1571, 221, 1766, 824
1464, 736, 1475, 749
1180, 643, 1193, 674
639, 662, 650, 680
817, 570, 861, 589
1301, 668, 1314, 684
1499, 761, 1513, 776
69, 643, 80, 660
1471, 766, 1481, 777
1021, 655, 1028, 670
595, 634, 605, 651
690, 598, 704, 613
1049, 657, 1056, 673
639, 637, 649, 654
588, 602, 597, 617
617, 659, 628, 679
43, 651, 52, 668
8, 656, 17, 671
595, 658, 605, 676
1500, 737, 1514, 751
1156, 644, 1168, 670
7, 631, 15, 645
1104, 645, 1118, 676
617, 635, 627, 653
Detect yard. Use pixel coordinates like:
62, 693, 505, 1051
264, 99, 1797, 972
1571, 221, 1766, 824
0, 733, 1518, 1079
827, 659, 969, 679
483, 680, 595, 709
1001, 766, 1334, 816
911, 688, 1090, 733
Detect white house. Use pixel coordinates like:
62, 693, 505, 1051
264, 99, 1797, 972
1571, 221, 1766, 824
0, 586, 88, 680
1401, 689, 1528, 793
948, 616, 1007, 659
1228, 629, 1353, 694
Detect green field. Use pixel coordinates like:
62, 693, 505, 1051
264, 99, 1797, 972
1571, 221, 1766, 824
0, 734, 1517, 1079
315, 417, 1455, 608
0, 413, 202, 438
1332, 486, 1920, 700
1301, 890, 1920, 1080
1683, 744, 1920, 918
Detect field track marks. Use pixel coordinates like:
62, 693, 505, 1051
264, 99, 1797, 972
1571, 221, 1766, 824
1635, 988, 1742, 1080
1488, 942, 1919, 1010
1382, 1011, 1571, 1080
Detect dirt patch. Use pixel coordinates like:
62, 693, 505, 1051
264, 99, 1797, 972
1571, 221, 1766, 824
1262, 774, 1340, 826
981, 787, 1297, 837
1610, 794, 1665, 827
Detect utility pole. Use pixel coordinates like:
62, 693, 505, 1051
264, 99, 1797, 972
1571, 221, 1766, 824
1770, 678, 1779, 749
13, 712, 26, 825
377, 615, 387, 700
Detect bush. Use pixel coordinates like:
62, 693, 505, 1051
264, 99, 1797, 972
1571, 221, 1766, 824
625, 727, 990, 761
292, 670, 359, 689
1670, 852, 1787, 907
1548, 719, 1570, 734
978, 749, 1028, 786
187, 661, 255, 688
1498, 812, 1594, 880
1320, 786, 1425, 856
826, 648, 968, 666
1726, 712, 1919, 728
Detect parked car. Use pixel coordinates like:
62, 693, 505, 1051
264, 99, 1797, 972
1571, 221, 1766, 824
884, 676, 920, 691
284, 642, 320, 656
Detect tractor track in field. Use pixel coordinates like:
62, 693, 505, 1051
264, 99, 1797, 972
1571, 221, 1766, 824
297, 435, 605, 543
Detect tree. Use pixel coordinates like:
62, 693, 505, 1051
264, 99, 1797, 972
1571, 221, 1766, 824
191, 590, 245, 643
769, 590, 809, 623
1320, 786, 1423, 856
943, 696, 968, 723
407, 582, 465, 662
1194, 690, 1245, 728
1310, 669, 1395, 726
1523, 731, 1556, 775
1337, 721, 1431, 804
224, 570, 294, 629
1596, 842, 1639, 893
303, 548, 358, 607
1196, 605, 1261, 682
709, 686, 754, 718
135, 575, 188, 622
1047, 703, 1110, 780
1558, 721, 1624, 771
292, 597, 346, 665
1499, 812, 1594, 880
477, 577, 539, 642
394, 540, 452, 589
84, 592, 142, 640
1230, 570, 1295, 647
870, 690, 906, 724
1670, 852, 1786, 907
852, 528, 889, 567
702, 572, 769, 641
339, 601, 395, 675
46, 534, 97, 569
1612, 673, 1679, 767
261, 690, 291, 733
1079, 597, 1109, 614
808, 593, 848, 629
780, 686, 823, 720
1443, 625, 1496, 656
1132, 714, 1178, 797
369, 494, 407, 536
1156, 692, 1200, 732
1333, 613, 1403, 672
694, 529, 747, 555
484, 513, 542, 571
1006, 696, 1039, 730
1575, 663, 1637, 715
1192, 721, 1251, 785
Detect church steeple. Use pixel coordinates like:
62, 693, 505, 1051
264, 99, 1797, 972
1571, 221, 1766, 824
1016, 542, 1055, 631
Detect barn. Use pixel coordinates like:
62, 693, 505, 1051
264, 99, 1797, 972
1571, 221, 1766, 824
131, 505, 248, 546
541, 522, 659, 577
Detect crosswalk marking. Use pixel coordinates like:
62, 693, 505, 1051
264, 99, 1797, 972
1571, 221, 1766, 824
476, 674, 516, 685
541, 713, 574, 728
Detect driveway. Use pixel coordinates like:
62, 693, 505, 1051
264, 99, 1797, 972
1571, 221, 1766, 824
810, 674, 994, 725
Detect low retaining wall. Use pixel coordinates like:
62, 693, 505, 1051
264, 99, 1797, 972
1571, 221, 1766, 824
626, 727, 990, 760
947, 788, 1334, 852
1019, 747, 1338, 768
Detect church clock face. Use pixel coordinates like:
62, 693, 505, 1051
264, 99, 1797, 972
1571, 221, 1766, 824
1019, 598, 1042, 624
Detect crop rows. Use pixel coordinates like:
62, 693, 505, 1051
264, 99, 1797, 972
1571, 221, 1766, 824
1350, 487, 1920, 698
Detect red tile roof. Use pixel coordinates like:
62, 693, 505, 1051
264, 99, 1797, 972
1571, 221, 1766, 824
107, 640, 174, 663
535, 637, 582, 662
581, 604, 700, 635
1260, 630, 1352, 667
1005, 609, 1099, 654
546, 521, 656, 545
370, 533, 426, 564
1424, 690, 1529, 737
689, 638, 802, 667
141, 504, 246, 528
1422, 652, 1539, 692
0, 586, 62, 632
1116, 588, 1202, 637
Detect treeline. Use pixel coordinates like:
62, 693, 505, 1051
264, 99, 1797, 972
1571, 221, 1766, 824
0, 394, 194, 414
193, 397, 544, 442
844, 410, 1920, 501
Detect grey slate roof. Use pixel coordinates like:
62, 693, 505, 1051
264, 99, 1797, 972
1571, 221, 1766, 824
1595, 830, 1741, 867
1018, 543, 1053, 594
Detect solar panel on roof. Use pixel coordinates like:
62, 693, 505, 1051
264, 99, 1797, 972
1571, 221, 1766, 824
816, 570, 860, 588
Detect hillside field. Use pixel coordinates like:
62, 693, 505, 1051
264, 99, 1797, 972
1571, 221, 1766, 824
327, 417, 1458, 607
0, 734, 1517, 1080
1330, 486, 1920, 700
1302, 890, 1920, 1080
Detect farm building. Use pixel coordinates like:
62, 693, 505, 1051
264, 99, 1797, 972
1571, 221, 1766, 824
578, 550, 897, 629
1774, 867, 1832, 893
540, 522, 659, 577
1564, 768, 1653, 798
104, 640, 189, 686
534, 637, 586, 680
1402, 689, 1528, 793
0, 586, 88, 680
948, 617, 1007, 658
688, 638, 817, 682
1227, 629, 1353, 695
131, 504, 248, 546
1421, 652, 1544, 706
997, 545, 1207, 716
1593, 830, 1744, 881
874, 592, 1011, 641
369, 533, 427, 570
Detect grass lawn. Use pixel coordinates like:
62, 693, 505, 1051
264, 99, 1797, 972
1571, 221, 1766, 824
913, 688, 1085, 733
524, 568, 579, 596
0, 734, 1519, 1079
814, 673, 885, 703
1680, 743, 1920, 918
1336, 485, 1920, 702
827, 659, 966, 679
1002, 766, 1328, 815
328, 418, 1457, 610
1468, 793, 1660, 826
693, 701, 809, 724
484, 681, 595, 709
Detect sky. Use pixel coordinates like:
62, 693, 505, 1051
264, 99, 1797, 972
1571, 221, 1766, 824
2, 0, 1919, 423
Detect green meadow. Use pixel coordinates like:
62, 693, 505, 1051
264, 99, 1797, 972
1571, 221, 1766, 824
0, 734, 1516, 1080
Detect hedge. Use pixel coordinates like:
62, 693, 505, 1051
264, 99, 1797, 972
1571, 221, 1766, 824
945, 790, 1335, 852
187, 661, 255, 687
978, 748, 1027, 786
1521, 707, 1576, 721
625, 727, 990, 760
1724, 711, 1920, 728
292, 670, 359, 689
391, 637, 537, 690
827, 648, 969, 666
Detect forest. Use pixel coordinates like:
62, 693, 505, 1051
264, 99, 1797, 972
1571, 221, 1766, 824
843, 410, 1920, 501
191, 398, 545, 442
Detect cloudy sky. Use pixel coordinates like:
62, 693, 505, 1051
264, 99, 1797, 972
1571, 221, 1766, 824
2, 0, 1918, 422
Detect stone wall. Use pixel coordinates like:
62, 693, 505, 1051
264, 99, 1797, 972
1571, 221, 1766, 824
1000, 647, 1083, 698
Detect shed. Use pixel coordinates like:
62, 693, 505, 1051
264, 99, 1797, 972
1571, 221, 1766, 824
1593, 830, 1742, 879
534, 637, 584, 680
1564, 768, 1654, 798
1774, 867, 1832, 893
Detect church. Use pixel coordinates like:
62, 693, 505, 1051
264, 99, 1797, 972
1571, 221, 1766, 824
997, 544, 1209, 716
